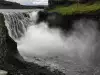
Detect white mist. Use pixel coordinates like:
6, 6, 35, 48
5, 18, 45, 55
3, 11, 100, 72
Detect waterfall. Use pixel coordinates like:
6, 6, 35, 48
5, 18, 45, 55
3, 12, 31, 41
2, 11, 100, 73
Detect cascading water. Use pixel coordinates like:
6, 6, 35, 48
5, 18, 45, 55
3, 12, 31, 41
2, 11, 100, 74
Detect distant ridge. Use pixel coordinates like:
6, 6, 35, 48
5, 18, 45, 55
0, 0, 48, 9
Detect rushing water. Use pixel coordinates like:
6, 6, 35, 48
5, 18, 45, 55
2, 10, 100, 73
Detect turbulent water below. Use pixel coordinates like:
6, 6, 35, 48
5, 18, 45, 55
2, 10, 100, 74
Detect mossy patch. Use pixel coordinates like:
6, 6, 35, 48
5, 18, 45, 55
49, 1, 100, 15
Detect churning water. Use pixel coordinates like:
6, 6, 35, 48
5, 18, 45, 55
2, 10, 100, 73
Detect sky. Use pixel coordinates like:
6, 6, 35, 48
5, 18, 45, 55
6, 0, 48, 6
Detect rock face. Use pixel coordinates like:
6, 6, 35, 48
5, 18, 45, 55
0, 13, 8, 65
